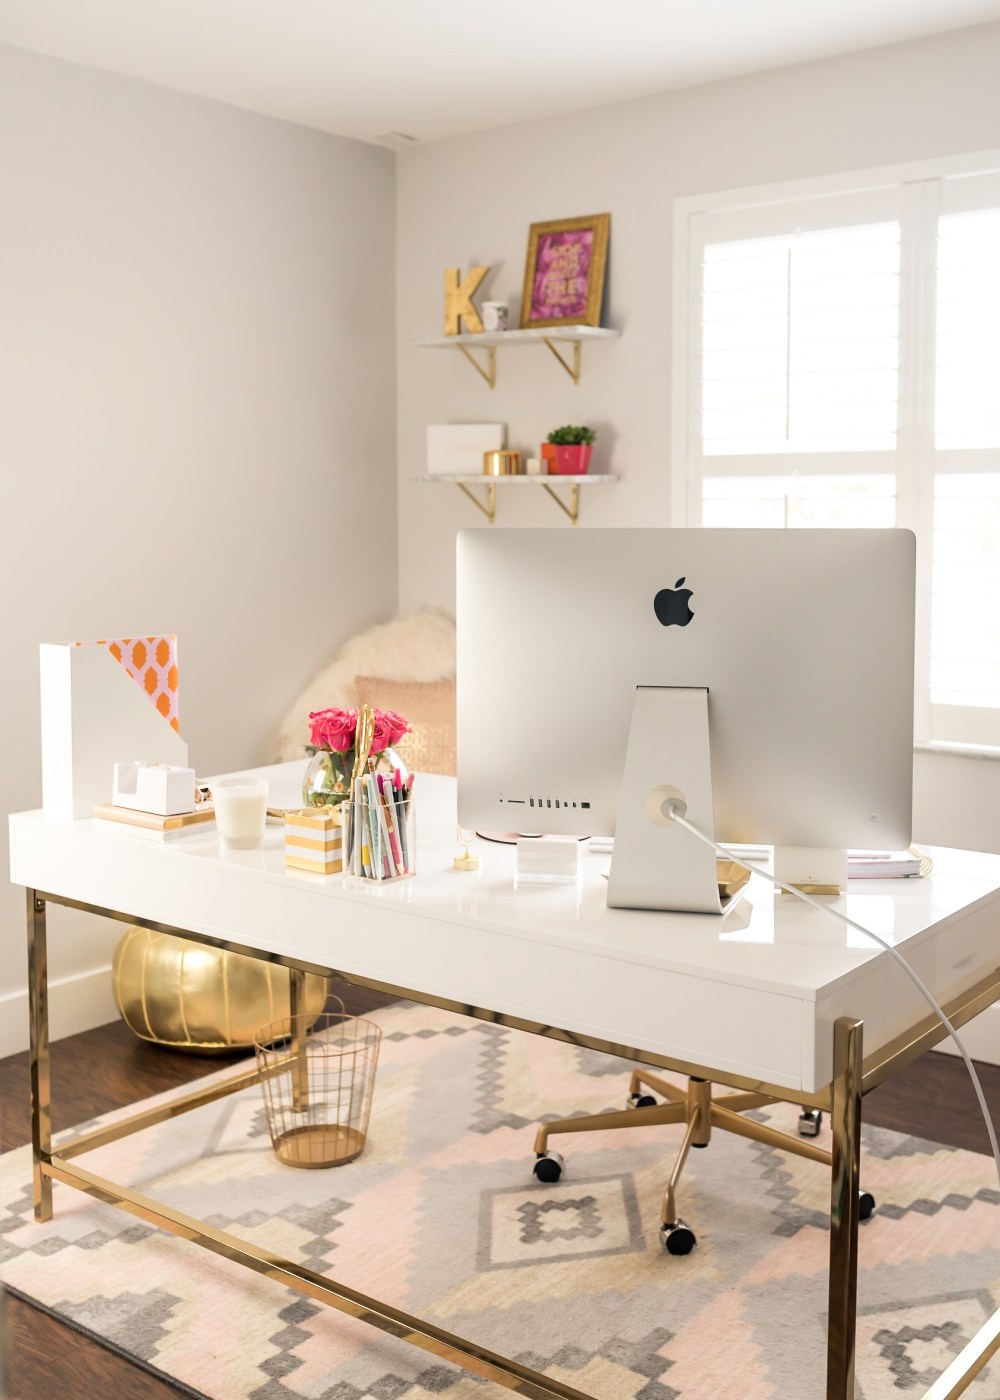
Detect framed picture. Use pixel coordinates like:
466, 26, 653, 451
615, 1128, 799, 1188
519, 213, 610, 329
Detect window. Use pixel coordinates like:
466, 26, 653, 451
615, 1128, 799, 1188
675, 158, 1000, 750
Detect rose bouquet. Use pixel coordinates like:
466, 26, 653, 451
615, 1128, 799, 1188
302, 706, 410, 808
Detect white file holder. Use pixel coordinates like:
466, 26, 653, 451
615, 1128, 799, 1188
40, 643, 189, 821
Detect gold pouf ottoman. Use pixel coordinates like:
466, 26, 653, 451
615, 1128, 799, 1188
112, 927, 327, 1051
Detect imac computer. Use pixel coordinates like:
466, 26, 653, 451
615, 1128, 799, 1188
456, 528, 915, 913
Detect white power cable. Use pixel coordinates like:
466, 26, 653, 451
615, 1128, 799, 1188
666, 802, 1000, 1192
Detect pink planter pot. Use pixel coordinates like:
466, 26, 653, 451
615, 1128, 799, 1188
550, 444, 593, 475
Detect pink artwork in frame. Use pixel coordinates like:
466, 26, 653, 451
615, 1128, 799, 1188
520, 213, 610, 329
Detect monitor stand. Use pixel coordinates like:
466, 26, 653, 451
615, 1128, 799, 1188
607, 686, 723, 915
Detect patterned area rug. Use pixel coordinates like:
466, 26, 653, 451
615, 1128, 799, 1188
3, 1001, 1000, 1400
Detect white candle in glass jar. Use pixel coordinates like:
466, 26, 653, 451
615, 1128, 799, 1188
212, 777, 269, 849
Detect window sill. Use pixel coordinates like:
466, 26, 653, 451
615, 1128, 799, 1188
914, 740, 1000, 761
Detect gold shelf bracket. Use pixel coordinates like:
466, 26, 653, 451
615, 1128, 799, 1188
456, 344, 496, 389
541, 337, 582, 384
541, 481, 581, 524
455, 481, 497, 524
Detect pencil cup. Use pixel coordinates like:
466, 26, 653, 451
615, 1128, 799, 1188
343, 788, 415, 882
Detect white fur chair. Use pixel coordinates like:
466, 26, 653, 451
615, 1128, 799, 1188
275, 610, 457, 774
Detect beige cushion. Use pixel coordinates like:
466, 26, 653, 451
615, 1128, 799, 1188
274, 610, 455, 762
351, 675, 456, 776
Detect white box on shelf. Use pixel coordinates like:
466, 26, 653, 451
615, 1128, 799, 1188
40, 642, 189, 822
426, 423, 504, 477
112, 761, 196, 816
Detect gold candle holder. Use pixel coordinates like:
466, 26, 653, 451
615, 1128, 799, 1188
482, 450, 524, 476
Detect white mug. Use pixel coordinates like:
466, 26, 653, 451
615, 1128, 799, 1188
481, 301, 509, 332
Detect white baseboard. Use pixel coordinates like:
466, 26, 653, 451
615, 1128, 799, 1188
0, 963, 117, 1058
934, 1003, 1000, 1067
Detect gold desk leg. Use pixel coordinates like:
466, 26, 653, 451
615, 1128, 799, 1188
289, 969, 309, 1113
827, 1016, 863, 1400
27, 890, 52, 1222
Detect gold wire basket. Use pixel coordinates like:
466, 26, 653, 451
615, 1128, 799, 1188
253, 1001, 382, 1169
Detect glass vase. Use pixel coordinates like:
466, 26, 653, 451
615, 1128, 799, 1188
302, 748, 354, 808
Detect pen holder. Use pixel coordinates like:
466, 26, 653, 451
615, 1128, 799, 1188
344, 787, 416, 882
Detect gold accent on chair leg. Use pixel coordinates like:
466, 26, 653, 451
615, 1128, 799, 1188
711, 1090, 779, 1114
688, 1078, 712, 1147
27, 891, 52, 1222
629, 1068, 687, 1104
662, 1112, 704, 1226
533, 1101, 686, 1155
827, 1017, 863, 1400
540, 1071, 831, 1243
710, 1102, 833, 1167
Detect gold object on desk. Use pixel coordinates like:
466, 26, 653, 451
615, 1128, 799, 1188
93, 802, 214, 833
111, 927, 327, 1051
353, 704, 376, 784
716, 859, 751, 900
482, 449, 523, 476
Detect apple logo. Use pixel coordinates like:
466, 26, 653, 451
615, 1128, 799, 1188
653, 577, 694, 627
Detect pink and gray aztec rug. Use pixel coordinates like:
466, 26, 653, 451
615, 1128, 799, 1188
2, 1000, 1000, 1399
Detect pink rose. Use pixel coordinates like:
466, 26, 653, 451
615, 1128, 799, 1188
382, 709, 411, 745
368, 710, 392, 754
308, 707, 357, 752
367, 708, 410, 752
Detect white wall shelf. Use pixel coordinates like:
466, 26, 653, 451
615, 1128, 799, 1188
418, 473, 618, 525
415, 326, 620, 388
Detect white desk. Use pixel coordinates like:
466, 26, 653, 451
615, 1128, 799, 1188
10, 763, 1000, 1400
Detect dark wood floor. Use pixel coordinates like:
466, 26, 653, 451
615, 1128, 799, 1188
4, 992, 1000, 1399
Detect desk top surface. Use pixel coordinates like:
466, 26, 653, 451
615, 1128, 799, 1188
10, 763, 1000, 1094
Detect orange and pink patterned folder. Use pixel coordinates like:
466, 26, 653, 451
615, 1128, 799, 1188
74, 636, 180, 732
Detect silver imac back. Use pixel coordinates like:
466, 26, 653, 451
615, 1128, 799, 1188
456, 528, 915, 852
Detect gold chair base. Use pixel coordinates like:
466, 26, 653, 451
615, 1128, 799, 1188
535, 1068, 832, 1232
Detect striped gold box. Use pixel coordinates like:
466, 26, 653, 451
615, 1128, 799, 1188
284, 806, 345, 875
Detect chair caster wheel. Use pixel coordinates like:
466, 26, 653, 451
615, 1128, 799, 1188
798, 1109, 823, 1138
859, 1191, 876, 1221
628, 1092, 658, 1109
661, 1219, 697, 1255
532, 1151, 564, 1184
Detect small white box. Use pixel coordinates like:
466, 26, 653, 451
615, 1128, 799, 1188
113, 761, 197, 816
515, 835, 582, 884
426, 423, 505, 477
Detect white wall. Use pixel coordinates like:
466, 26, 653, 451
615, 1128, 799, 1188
0, 44, 398, 1053
395, 22, 1000, 861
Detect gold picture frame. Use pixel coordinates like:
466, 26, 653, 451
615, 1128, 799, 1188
519, 212, 610, 329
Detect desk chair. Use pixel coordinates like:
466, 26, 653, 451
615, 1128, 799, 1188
532, 1071, 874, 1254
